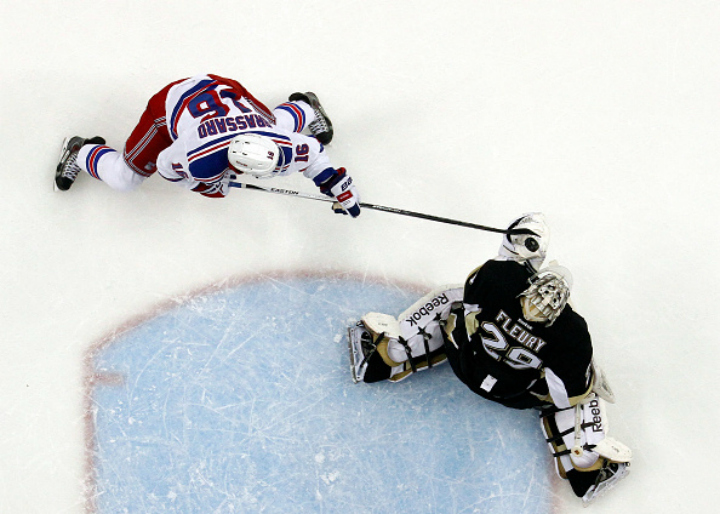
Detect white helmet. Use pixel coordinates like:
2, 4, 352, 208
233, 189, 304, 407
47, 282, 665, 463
519, 264, 573, 326
228, 134, 280, 178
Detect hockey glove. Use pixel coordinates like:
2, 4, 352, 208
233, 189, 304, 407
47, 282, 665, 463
499, 212, 549, 270
319, 167, 361, 217
191, 170, 231, 198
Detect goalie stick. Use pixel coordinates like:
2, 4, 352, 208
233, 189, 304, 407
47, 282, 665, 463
228, 181, 536, 237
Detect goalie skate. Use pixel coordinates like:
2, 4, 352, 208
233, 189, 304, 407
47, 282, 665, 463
347, 321, 377, 383
582, 462, 630, 507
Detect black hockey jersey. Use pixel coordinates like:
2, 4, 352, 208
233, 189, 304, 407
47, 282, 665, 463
444, 259, 593, 409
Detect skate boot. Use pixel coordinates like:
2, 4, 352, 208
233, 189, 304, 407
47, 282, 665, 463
582, 461, 630, 506
55, 136, 105, 191
288, 92, 334, 145
347, 321, 378, 383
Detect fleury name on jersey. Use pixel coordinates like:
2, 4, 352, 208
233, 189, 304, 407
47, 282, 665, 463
491, 310, 548, 353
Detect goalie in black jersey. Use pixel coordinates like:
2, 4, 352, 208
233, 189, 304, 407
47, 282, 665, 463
348, 213, 631, 505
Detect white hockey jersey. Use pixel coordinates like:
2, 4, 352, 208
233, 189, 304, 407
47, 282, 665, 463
155, 74, 334, 192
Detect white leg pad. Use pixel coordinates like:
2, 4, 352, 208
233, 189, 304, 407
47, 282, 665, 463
593, 437, 632, 463
360, 312, 401, 340
542, 396, 632, 480
382, 285, 463, 364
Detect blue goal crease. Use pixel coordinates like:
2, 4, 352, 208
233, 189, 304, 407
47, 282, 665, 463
89, 276, 552, 513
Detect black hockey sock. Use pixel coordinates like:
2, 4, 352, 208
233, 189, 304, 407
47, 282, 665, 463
363, 351, 393, 383
566, 468, 602, 497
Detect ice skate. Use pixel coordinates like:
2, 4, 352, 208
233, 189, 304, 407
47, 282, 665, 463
288, 92, 334, 145
55, 136, 105, 191
582, 462, 630, 506
347, 321, 378, 383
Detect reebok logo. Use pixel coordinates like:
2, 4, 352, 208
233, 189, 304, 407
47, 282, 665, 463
405, 293, 449, 326
588, 398, 603, 432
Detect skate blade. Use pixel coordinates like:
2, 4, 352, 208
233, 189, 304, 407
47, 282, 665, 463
347, 323, 369, 384
54, 137, 72, 192
582, 464, 630, 507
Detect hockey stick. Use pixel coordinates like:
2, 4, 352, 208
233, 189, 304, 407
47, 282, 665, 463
228, 181, 535, 236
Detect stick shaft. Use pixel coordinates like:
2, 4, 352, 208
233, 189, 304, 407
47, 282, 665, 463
228, 181, 529, 235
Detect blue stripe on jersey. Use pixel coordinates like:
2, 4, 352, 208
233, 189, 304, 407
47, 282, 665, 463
188, 151, 229, 182
186, 133, 236, 182
187, 133, 236, 162
243, 130, 292, 144
312, 167, 337, 187
279, 146, 292, 172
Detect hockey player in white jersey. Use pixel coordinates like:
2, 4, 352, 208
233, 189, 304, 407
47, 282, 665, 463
55, 74, 360, 217
347, 213, 631, 505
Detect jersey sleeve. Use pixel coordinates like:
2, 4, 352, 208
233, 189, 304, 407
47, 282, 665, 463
543, 313, 594, 408
156, 140, 194, 188
157, 138, 227, 195
278, 131, 332, 182
463, 259, 531, 305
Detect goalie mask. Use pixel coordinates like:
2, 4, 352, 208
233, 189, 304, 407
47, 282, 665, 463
228, 134, 280, 178
520, 265, 573, 325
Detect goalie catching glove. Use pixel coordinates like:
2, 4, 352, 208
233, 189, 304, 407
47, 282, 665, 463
318, 167, 361, 217
499, 212, 550, 271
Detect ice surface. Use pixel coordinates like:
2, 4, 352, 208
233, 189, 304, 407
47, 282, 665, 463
1, 1, 718, 513
90, 276, 551, 513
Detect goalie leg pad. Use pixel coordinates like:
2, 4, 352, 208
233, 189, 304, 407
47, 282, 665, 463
349, 287, 462, 384
398, 285, 463, 340
362, 312, 401, 339
541, 396, 630, 469
361, 312, 404, 367
540, 396, 631, 501
348, 319, 418, 383
387, 347, 448, 383
378, 286, 463, 365
348, 319, 449, 383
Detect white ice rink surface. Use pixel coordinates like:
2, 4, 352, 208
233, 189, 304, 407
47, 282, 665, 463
2, 1, 719, 512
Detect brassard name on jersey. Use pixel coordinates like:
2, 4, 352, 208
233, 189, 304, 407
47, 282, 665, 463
198, 115, 272, 139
